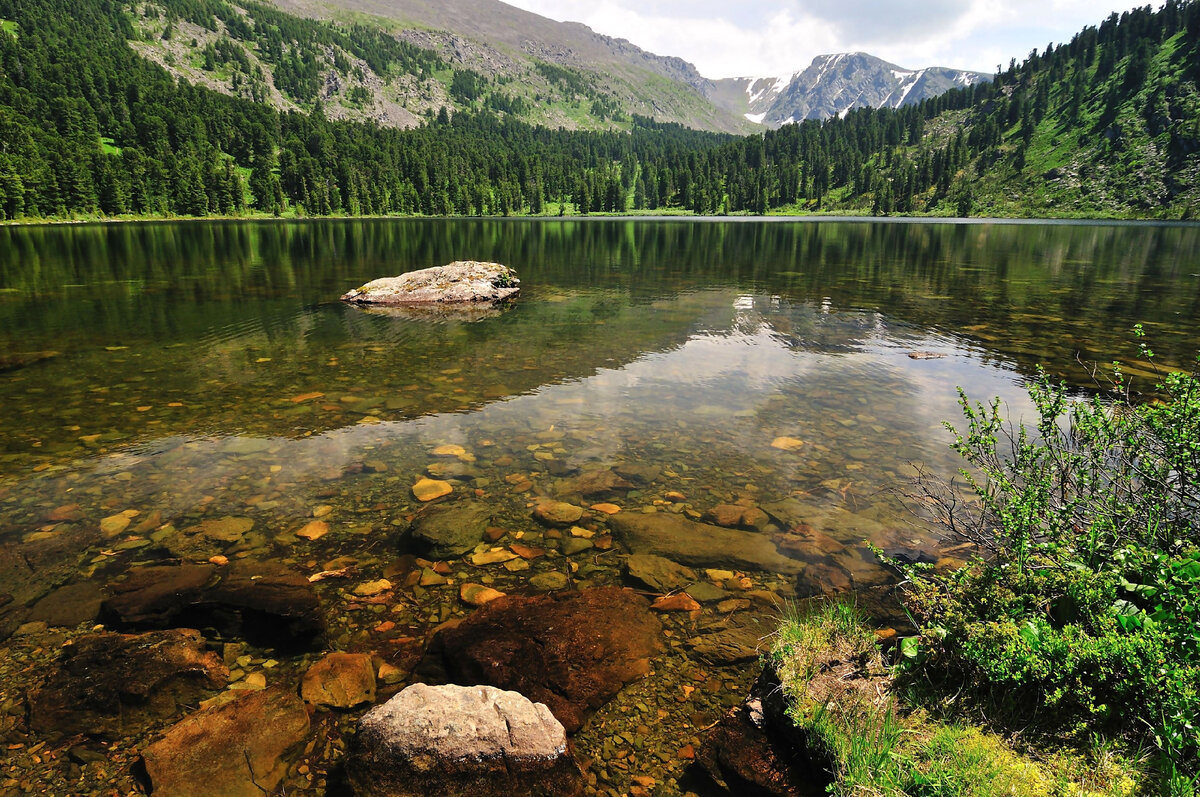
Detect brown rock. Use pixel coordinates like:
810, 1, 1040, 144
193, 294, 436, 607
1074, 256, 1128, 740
101, 562, 324, 648
413, 478, 453, 502
561, 469, 634, 498
29, 629, 228, 738
651, 594, 701, 613
430, 588, 662, 732
460, 583, 506, 606
27, 582, 104, 628
532, 501, 584, 527
301, 653, 376, 710
141, 687, 310, 797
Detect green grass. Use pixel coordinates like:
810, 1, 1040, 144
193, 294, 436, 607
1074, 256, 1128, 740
99, 136, 122, 156
769, 602, 1151, 797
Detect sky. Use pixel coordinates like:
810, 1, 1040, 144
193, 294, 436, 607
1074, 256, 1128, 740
502, 0, 1151, 78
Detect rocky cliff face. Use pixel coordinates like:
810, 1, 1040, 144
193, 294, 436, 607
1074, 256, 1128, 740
711, 52, 990, 128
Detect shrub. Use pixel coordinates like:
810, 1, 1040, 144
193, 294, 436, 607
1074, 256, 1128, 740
896, 343, 1200, 778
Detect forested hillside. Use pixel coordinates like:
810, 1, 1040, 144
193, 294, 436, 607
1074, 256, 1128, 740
0, 0, 1196, 220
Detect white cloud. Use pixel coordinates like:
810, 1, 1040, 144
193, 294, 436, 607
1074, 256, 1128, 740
502, 0, 1149, 77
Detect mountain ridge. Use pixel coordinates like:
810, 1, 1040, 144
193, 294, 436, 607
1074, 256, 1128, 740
710, 52, 991, 127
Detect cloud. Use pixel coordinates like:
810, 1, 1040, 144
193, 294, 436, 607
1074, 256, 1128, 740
502, 0, 1148, 77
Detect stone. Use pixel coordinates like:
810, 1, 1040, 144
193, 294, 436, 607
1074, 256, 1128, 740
27, 582, 104, 628
427, 588, 661, 732
589, 503, 621, 515
689, 614, 776, 665
347, 683, 581, 797
607, 513, 803, 574
460, 583, 506, 606
685, 582, 730, 603
510, 544, 545, 560
612, 463, 661, 485
301, 652, 376, 710
408, 501, 494, 559
355, 579, 393, 597
471, 549, 517, 566
141, 687, 310, 797
413, 478, 453, 502
560, 538, 593, 556
185, 516, 254, 543
295, 520, 329, 541
420, 568, 449, 586
532, 501, 584, 527
101, 562, 324, 648
651, 594, 701, 613
28, 629, 228, 738
770, 436, 806, 451
697, 695, 820, 796
528, 572, 570, 591
99, 512, 134, 537
341, 262, 520, 305
624, 555, 697, 593
561, 469, 634, 498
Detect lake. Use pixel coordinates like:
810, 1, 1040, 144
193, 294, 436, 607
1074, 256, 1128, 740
2, 218, 1198, 794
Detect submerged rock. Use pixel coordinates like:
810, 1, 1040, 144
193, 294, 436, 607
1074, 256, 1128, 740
100, 562, 324, 648
608, 513, 803, 574
347, 683, 582, 797
28, 629, 228, 738
425, 587, 662, 732
141, 687, 310, 797
27, 581, 104, 628
340, 262, 520, 305
301, 652, 376, 710
406, 501, 495, 559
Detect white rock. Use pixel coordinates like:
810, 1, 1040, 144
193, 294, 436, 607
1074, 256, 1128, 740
340, 261, 519, 305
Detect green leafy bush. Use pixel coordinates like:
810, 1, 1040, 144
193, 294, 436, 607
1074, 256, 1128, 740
897, 345, 1200, 778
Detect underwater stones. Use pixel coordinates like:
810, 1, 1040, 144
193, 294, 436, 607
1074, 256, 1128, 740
101, 562, 324, 648
185, 516, 254, 543
407, 501, 495, 559
560, 538, 593, 556
27, 581, 104, 628
704, 504, 770, 531
460, 583, 506, 606
528, 572, 570, 591
412, 478, 453, 502
301, 652, 376, 710
612, 463, 661, 485
624, 554, 697, 594
607, 513, 803, 575
295, 520, 329, 541
28, 629, 228, 738
561, 469, 634, 498
429, 588, 662, 732
347, 683, 581, 797
688, 615, 776, 665
697, 695, 817, 797
532, 501, 584, 527
340, 262, 520, 306
769, 436, 805, 451
141, 687, 309, 797
651, 593, 701, 614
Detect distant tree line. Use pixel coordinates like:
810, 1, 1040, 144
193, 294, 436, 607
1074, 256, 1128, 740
0, 0, 1196, 221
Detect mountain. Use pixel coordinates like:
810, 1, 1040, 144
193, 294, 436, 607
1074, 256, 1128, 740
259, 0, 755, 133
710, 52, 990, 127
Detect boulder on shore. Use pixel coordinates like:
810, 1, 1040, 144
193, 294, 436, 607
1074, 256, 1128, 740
347, 683, 582, 797
340, 262, 520, 305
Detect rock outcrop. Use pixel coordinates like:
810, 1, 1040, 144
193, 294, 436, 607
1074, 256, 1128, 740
341, 262, 520, 305
347, 683, 582, 797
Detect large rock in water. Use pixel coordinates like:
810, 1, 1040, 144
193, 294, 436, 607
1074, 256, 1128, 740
425, 587, 662, 732
607, 512, 803, 574
28, 629, 228, 738
347, 683, 582, 797
100, 562, 324, 648
340, 262, 520, 305
141, 687, 310, 797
